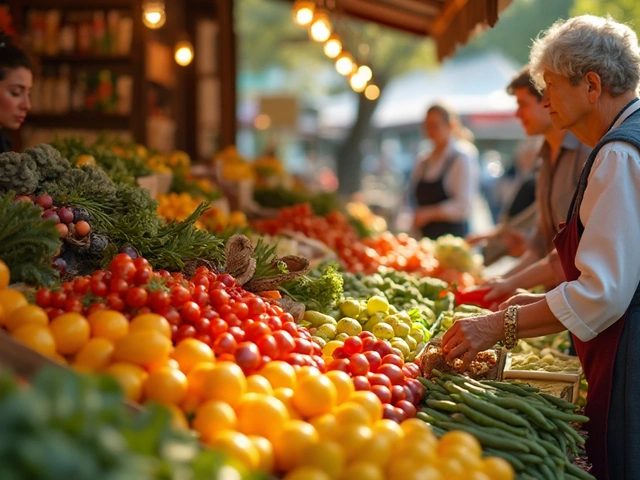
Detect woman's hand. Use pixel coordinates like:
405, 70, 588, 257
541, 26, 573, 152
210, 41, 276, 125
482, 277, 516, 301
498, 292, 545, 310
441, 311, 504, 370
413, 208, 432, 228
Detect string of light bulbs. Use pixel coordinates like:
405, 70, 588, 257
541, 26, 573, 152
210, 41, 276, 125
292, 0, 380, 100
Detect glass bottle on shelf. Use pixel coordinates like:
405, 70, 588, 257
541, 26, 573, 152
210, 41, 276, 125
71, 71, 87, 112
93, 10, 106, 55
59, 23, 76, 55
44, 10, 61, 56
54, 65, 71, 114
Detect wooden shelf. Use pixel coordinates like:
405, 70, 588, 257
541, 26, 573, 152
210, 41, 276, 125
26, 113, 131, 130
23, 0, 132, 9
38, 54, 133, 65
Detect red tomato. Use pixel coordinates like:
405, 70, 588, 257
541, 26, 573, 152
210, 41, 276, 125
372, 339, 393, 357
343, 336, 363, 355
208, 317, 228, 337
348, 353, 371, 376
402, 363, 421, 379
209, 289, 230, 306
395, 400, 417, 419
283, 353, 306, 367
312, 343, 322, 356
212, 332, 237, 355
377, 364, 405, 386
218, 304, 233, 316
382, 404, 403, 423
133, 257, 150, 269
131, 267, 151, 286
194, 317, 211, 333
92, 270, 107, 283
371, 384, 392, 404
228, 326, 246, 343
195, 332, 212, 346
266, 315, 282, 331
281, 321, 299, 338
222, 313, 241, 327
332, 347, 348, 360
234, 342, 260, 372
73, 277, 91, 296
35, 289, 51, 308
217, 274, 236, 288
106, 293, 125, 311
294, 338, 314, 356
86, 302, 107, 316
327, 358, 350, 373
402, 386, 416, 405
125, 287, 148, 309
200, 307, 220, 320
381, 354, 404, 368
46, 307, 64, 321
64, 298, 83, 314
390, 385, 406, 404
231, 302, 249, 321
192, 290, 210, 308
358, 331, 376, 340
149, 290, 171, 311
352, 375, 371, 391
404, 378, 425, 403
255, 334, 278, 358
245, 322, 271, 343
90, 279, 108, 297
217, 353, 235, 362
368, 372, 392, 389
171, 286, 191, 308
268, 305, 284, 316
280, 313, 295, 324
109, 278, 129, 295
180, 301, 201, 324
363, 351, 382, 372
361, 337, 377, 351
246, 297, 267, 317
177, 324, 197, 340
313, 355, 326, 373
159, 308, 180, 326
193, 274, 210, 290
272, 330, 295, 355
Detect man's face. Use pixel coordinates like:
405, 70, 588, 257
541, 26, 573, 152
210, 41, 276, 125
513, 87, 551, 136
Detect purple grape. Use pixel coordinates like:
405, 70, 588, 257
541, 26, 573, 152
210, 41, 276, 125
36, 194, 53, 209
119, 246, 139, 259
42, 210, 61, 224
53, 257, 67, 276
57, 206, 74, 224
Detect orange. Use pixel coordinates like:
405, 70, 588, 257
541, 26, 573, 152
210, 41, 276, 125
333, 401, 371, 426
272, 419, 319, 471
348, 391, 383, 423
186, 362, 216, 399
181, 393, 202, 417
5, 305, 48, 332
443, 444, 483, 471
435, 457, 466, 478
73, 337, 115, 372
272, 387, 301, 420
143, 366, 188, 405
246, 374, 273, 395
172, 338, 214, 374
295, 365, 321, 380
388, 460, 442, 480
202, 362, 247, 407
356, 434, 393, 467
437, 430, 482, 458
259, 361, 297, 390
166, 404, 189, 430
401, 418, 435, 439
193, 400, 238, 443
129, 313, 172, 339
333, 424, 373, 462
372, 419, 404, 445
146, 357, 180, 373
113, 330, 172, 367
11, 323, 56, 357
394, 436, 438, 464
0, 259, 9, 289
0, 303, 5, 328
300, 440, 345, 479
49, 312, 91, 355
482, 457, 515, 480
309, 413, 338, 440
0, 289, 28, 321
248, 435, 275, 473
88, 310, 129, 342
283, 467, 331, 480
292, 374, 337, 418
209, 430, 259, 470
341, 461, 384, 480
236, 393, 289, 441
104, 362, 148, 402
467, 473, 493, 480
324, 370, 354, 405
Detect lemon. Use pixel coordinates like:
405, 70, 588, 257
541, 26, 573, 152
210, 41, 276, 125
366, 295, 389, 315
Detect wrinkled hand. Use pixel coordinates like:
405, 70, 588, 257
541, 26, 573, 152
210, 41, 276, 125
498, 292, 545, 310
441, 312, 504, 370
501, 229, 528, 257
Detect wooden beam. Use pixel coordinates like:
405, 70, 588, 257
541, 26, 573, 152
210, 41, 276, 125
218, 0, 237, 148
377, 0, 442, 17
430, 0, 470, 37
339, 0, 434, 35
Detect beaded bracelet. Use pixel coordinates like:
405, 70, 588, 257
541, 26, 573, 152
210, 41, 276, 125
503, 305, 519, 350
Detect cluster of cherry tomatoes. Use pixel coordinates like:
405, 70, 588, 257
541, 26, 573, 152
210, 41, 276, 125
326, 331, 425, 423
34, 253, 325, 375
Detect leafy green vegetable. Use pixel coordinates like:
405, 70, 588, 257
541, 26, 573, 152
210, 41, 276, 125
170, 170, 221, 201
0, 192, 60, 286
0, 145, 71, 196
280, 263, 344, 314
253, 187, 341, 217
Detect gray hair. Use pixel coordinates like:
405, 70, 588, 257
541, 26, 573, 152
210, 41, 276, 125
529, 15, 640, 96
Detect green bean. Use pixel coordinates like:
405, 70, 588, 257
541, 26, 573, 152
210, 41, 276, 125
552, 418, 586, 445
539, 462, 557, 480
489, 395, 557, 431
539, 392, 579, 411
456, 403, 530, 437
565, 462, 596, 480
431, 421, 531, 452
484, 448, 526, 471
428, 390, 453, 402
458, 391, 532, 428
419, 376, 448, 394
419, 407, 451, 423
425, 398, 459, 413
537, 406, 590, 424
512, 452, 543, 465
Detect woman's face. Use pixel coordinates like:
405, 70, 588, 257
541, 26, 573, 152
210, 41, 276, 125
424, 110, 452, 148
0, 67, 32, 130
542, 70, 590, 132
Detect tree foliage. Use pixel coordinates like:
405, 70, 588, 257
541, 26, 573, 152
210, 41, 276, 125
571, 0, 640, 30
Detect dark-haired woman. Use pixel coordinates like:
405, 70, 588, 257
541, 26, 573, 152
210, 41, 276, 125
411, 104, 479, 239
0, 34, 32, 153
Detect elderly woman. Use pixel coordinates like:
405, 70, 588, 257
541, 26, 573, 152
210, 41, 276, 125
442, 15, 640, 479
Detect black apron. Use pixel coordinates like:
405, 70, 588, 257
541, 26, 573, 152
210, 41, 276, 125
0, 131, 12, 154
415, 151, 467, 239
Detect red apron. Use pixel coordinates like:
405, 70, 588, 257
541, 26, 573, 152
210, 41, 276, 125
553, 218, 626, 480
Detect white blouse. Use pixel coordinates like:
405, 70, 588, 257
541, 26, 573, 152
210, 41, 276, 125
546, 100, 640, 342
411, 139, 479, 222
